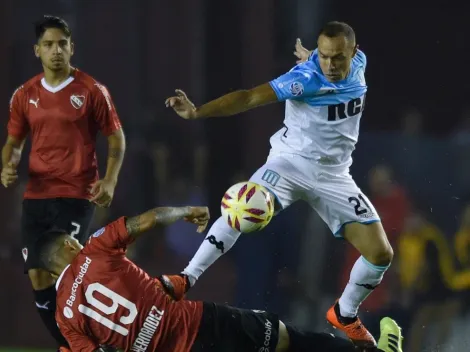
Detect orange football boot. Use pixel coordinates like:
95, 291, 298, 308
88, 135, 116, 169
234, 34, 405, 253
58, 347, 72, 352
326, 300, 377, 348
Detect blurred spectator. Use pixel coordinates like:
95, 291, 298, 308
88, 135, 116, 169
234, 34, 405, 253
454, 200, 470, 269
368, 164, 410, 242
400, 107, 424, 137
398, 207, 459, 352
451, 107, 470, 146
451, 107, 470, 195
152, 144, 209, 259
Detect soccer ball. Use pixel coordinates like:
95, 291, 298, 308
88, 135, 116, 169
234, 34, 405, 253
221, 181, 275, 233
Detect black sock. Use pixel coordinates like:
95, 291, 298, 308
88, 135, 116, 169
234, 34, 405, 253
286, 324, 358, 352
34, 285, 69, 347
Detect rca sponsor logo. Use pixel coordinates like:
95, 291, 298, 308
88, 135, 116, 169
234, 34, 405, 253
130, 306, 165, 352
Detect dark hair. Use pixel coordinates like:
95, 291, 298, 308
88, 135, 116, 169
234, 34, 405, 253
35, 228, 69, 271
319, 21, 356, 45
35, 15, 72, 40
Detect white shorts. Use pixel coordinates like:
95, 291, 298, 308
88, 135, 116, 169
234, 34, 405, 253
249, 152, 381, 237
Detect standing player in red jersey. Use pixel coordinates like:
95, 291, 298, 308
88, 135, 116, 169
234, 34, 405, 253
0, 16, 125, 350
36, 205, 403, 352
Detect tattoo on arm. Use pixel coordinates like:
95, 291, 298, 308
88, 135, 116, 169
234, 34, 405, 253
152, 207, 191, 226
108, 147, 124, 159
125, 215, 142, 235
125, 207, 191, 238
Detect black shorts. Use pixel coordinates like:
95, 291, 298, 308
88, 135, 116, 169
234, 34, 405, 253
21, 198, 95, 272
191, 302, 279, 352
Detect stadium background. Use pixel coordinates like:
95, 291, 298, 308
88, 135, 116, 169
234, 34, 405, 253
1, 1, 469, 351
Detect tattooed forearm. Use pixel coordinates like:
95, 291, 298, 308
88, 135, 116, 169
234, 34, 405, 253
126, 207, 191, 238
125, 215, 142, 235
104, 129, 125, 182
152, 207, 191, 226
108, 148, 124, 159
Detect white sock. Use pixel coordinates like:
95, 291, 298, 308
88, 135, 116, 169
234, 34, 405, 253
183, 216, 241, 286
338, 256, 389, 318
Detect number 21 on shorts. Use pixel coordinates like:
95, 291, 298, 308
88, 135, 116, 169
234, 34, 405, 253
348, 194, 372, 216
78, 283, 138, 336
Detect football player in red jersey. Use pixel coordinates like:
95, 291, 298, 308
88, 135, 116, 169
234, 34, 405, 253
1, 15, 125, 350
36, 205, 403, 352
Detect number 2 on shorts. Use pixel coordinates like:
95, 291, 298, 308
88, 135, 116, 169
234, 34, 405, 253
70, 222, 81, 238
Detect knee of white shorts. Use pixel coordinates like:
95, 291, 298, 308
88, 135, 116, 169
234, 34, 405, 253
333, 219, 382, 238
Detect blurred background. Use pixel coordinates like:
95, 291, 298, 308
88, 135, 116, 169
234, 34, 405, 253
1, 1, 470, 351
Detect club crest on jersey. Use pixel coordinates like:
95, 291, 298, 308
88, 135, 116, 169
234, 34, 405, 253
289, 82, 304, 96
70, 95, 85, 109
21, 247, 28, 262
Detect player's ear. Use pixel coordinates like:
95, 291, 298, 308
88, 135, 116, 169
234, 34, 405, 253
33, 44, 40, 59
70, 41, 75, 56
352, 44, 358, 57
64, 237, 80, 251
64, 238, 74, 249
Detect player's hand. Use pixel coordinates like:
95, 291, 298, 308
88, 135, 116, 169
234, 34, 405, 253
293, 38, 312, 64
184, 206, 210, 233
165, 89, 197, 120
157, 274, 190, 301
1, 162, 18, 188
89, 178, 116, 207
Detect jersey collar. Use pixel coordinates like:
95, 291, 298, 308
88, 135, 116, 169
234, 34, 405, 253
55, 264, 71, 291
41, 75, 75, 93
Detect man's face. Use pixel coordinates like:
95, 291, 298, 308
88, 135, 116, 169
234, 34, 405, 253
317, 34, 356, 82
34, 28, 74, 71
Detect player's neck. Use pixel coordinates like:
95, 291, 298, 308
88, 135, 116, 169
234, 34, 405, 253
53, 262, 69, 278
43, 65, 73, 87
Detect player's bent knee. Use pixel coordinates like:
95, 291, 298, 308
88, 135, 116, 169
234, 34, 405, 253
363, 240, 393, 267
275, 321, 290, 352
28, 268, 56, 290
378, 242, 394, 264
364, 244, 393, 266
344, 221, 394, 266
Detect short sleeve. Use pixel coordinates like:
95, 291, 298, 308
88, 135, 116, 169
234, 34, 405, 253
92, 83, 122, 136
84, 217, 135, 255
269, 64, 321, 102
59, 323, 99, 352
7, 86, 29, 140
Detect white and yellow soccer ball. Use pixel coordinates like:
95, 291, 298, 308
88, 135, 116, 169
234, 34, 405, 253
220, 181, 275, 233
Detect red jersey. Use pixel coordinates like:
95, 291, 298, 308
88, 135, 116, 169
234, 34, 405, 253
55, 217, 203, 352
7, 69, 122, 200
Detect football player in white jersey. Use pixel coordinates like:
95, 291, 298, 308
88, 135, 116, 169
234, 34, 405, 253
166, 21, 393, 348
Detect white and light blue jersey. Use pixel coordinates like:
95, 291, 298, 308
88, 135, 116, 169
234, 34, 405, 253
268, 49, 367, 169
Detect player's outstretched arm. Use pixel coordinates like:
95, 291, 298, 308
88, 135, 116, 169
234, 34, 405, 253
165, 83, 278, 120
125, 206, 210, 239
